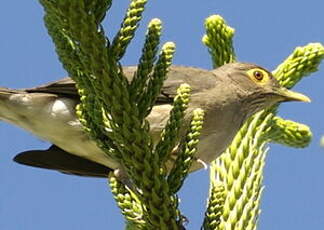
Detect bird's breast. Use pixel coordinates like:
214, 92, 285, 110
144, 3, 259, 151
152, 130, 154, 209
188, 102, 246, 172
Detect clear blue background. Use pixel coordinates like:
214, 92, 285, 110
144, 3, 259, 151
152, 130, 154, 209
1, 1, 324, 229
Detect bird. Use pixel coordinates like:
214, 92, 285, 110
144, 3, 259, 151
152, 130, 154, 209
0, 62, 310, 178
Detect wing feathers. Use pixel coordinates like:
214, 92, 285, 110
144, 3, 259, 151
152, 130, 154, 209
14, 145, 111, 178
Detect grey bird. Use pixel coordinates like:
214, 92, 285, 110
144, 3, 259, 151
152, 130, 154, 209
0, 62, 310, 178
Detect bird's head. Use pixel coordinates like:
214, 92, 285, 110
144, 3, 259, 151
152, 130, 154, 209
215, 62, 310, 115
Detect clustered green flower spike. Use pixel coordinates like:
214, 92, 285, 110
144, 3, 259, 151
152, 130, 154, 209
109, 176, 145, 228
202, 15, 236, 68
155, 83, 191, 162
202, 14, 324, 230
206, 113, 271, 230
264, 43, 324, 147
37, 0, 323, 228
167, 108, 205, 194
267, 116, 312, 148
39, 0, 120, 160
203, 183, 225, 230
138, 42, 176, 119
86, 0, 112, 24
273, 43, 324, 89
130, 18, 162, 97
111, 0, 149, 60
39, 1, 204, 229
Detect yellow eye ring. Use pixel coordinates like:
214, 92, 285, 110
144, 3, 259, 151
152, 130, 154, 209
246, 68, 269, 84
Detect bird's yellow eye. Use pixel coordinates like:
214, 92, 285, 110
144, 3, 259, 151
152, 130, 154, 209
253, 70, 264, 80
246, 68, 269, 84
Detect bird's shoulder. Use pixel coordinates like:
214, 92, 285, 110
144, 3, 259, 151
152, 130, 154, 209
157, 65, 219, 104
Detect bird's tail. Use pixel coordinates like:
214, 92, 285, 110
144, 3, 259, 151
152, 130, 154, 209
0, 87, 24, 99
0, 87, 28, 122
0, 87, 22, 94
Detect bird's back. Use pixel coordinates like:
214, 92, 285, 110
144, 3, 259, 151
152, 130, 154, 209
23, 65, 219, 103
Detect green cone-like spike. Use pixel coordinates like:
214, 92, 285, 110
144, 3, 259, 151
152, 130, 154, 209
202, 15, 236, 67
109, 176, 145, 227
156, 84, 191, 162
111, 0, 149, 60
202, 183, 225, 230
37, 1, 323, 228
130, 18, 162, 97
273, 43, 324, 88
139, 42, 176, 118
39, 1, 184, 229
167, 108, 205, 194
267, 116, 312, 148
203, 15, 324, 230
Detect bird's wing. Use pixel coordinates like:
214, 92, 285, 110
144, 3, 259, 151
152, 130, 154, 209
24, 66, 216, 104
23, 67, 138, 97
13, 145, 111, 178
25, 77, 79, 98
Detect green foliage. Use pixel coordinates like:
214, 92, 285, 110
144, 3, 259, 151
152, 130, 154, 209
203, 183, 225, 230
202, 15, 236, 68
39, 0, 205, 229
155, 83, 191, 162
111, 0, 148, 60
109, 175, 145, 229
138, 42, 176, 119
38, 0, 323, 229
130, 18, 162, 99
167, 108, 205, 194
202, 15, 324, 230
267, 117, 312, 148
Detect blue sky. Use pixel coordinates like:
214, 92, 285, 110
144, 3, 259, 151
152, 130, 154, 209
1, 1, 324, 229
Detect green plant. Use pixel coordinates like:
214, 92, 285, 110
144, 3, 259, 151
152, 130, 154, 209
37, 1, 324, 229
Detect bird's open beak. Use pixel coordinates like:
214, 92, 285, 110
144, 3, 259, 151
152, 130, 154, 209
275, 87, 311, 102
